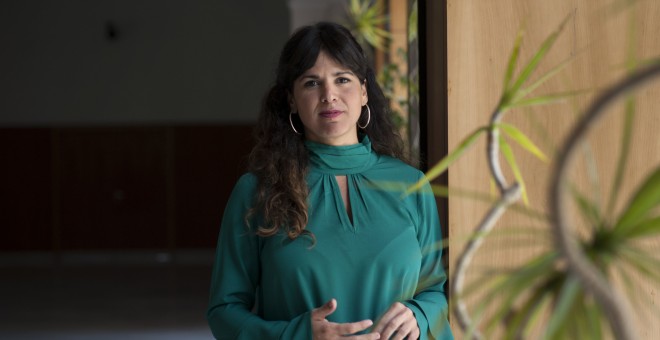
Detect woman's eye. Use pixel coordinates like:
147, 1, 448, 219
304, 80, 319, 87
337, 77, 350, 84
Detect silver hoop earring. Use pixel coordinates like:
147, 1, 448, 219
358, 105, 371, 129
289, 112, 302, 135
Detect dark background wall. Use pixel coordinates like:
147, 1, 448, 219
0, 0, 288, 125
0, 0, 290, 251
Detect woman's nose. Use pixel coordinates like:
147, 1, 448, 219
321, 85, 337, 103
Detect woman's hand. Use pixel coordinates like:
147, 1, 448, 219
372, 302, 420, 340
312, 298, 381, 339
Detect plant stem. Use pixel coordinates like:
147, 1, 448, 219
549, 63, 660, 340
451, 184, 520, 339
452, 108, 521, 339
488, 109, 509, 193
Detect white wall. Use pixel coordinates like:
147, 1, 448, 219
0, 0, 289, 125
287, 0, 347, 33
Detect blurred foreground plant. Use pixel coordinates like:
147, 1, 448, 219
409, 8, 660, 340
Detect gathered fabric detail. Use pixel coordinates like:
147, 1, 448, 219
304, 136, 377, 175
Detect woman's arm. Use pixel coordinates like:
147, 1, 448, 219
400, 174, 453, 340
206, 174, 313, 339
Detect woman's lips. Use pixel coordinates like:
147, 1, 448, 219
319, 110, 343, 119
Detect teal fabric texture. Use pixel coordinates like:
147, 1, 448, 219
207, 136, 453, 339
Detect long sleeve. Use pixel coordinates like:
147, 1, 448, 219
206, 174, 312, 339
402, 174, 454, 340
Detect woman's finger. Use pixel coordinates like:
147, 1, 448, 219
313, 319, 378, 339
311, 299, 379, 339
372, 302, 406, 334
374, 303, 418, 340
311, 298, 337, 320
351, 332, 382, 340
379, 310, 407, 339
410, 326, 420, 340
390, 318, 414, 340
335, 319, 374, 336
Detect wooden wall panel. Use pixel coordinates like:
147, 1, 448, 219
57, 127, 170, 249
174, 125, 254, 248
0, 129, 53, 250
446, 0, 660, 337
0, 125, 255, 252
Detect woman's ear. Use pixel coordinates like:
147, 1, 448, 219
361, 79, 368, 106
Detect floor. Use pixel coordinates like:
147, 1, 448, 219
0, 250, 215, 339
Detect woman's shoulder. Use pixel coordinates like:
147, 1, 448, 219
229, 173, 259, 197
236, 172, 258, 186
373, 154, 424, 179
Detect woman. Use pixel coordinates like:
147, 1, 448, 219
207, 22, 452, 340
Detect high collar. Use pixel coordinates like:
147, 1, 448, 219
305, 136, 377, 175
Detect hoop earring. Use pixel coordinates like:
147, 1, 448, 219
289, 112, 302, 135
358, 105, 371, 129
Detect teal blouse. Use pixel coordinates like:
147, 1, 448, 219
207, 136, 453, 339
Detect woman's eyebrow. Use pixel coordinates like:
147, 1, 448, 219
299, 74, 320, 80
299, 70, 356, 80
334, 71, 355, 77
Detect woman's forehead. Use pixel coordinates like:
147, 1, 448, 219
299, 51, 358, 76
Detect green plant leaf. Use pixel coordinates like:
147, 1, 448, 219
499, 135, 530, 205
471, 227, 551, 247
566, 292, 587, 339
543, 276, 581, 340
572, 293, 603, 339
348, 0, 391, 50
503, 288, 551, 339
615, 165, 660, 231
606, 97, 636, 222
524, 107, 559, 157
509, 204, 550, 221
568, 183, 603, 230
614, 260, 654, 325
455, 272, 507, 305
478, 252, 559, 334
464, 301, 487, 340
498, 122, 549, 163
618, 244, 660, 283
523, 292, 554, 338
624, 216, 660, 239
503, 89, 590, 110
583, 300, 604, 340
514, 57, 574, 102
640, 55, 660, 67
428, 184, 549, 221
580, 142, 604, 231
625, 3, 638, 73
349, 0, 360, 15
502, 14, 571, 109
503, 28, 525, 93
406, 127, 487, 194
408, 0, 418, 43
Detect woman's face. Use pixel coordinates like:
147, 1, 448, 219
289, 50, 368, 146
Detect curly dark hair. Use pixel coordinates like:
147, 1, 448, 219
247, 22, 407, 241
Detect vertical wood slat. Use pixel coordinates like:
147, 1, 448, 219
51, 129, 61, 259
166, 127, 176, 255
0, 128, 53, 251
